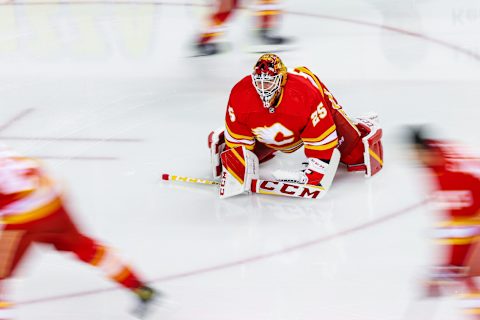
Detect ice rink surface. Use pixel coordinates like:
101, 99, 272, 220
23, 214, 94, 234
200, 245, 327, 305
0, 0, 480, 319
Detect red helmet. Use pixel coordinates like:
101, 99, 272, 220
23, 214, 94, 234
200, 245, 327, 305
251, 53, 287, 111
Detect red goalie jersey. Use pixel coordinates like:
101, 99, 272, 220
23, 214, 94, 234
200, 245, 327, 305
224, 66, 368, 167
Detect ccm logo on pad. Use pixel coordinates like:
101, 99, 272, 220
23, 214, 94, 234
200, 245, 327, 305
258, 180, 322, 199
219, 171, 227, 196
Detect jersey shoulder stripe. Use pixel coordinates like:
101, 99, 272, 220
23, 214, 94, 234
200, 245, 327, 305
303, 124, 337, 143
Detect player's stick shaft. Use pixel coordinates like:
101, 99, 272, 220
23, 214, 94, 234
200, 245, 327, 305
162, 173, 326, 199
161, 173, 219, 185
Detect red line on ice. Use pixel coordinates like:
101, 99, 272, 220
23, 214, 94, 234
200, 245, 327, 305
0, 108, 35, 134
287, 11, 480, 62
18, 200, 428, 306
0, 1, 478, 62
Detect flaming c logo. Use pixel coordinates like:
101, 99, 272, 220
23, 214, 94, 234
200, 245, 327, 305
252, 123, 294, 146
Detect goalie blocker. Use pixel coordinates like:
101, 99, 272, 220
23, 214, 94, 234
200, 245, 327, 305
220, 146, 327, 199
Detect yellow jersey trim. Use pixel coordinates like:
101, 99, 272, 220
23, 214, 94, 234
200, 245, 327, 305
439, 219, 480, 227
302, 124, 337, 143
226, 124, 254, 141
254, 10, 281, 16
436, 235, 480, 245
1, 197, 62, 225
225, 140, 255, 151
0, 301, 14, 309
304, 139, 338, 151
294, 66, 325, 98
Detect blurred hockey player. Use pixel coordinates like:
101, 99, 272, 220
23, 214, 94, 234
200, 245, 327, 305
196, 0, 290, 55
208, 53, 383, 198
0, 145, 157, 319
409, 127, 480, 318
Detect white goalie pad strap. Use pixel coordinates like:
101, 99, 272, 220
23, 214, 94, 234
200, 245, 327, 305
219, 146, 259, 199
271, 169, 306, 184
208, 127, 225, 179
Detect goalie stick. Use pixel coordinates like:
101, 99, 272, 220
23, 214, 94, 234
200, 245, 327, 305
162, 174, 219, 185
161, 173, 326, 199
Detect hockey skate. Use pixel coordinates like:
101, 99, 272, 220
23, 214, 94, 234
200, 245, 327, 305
132, 285, 160, 319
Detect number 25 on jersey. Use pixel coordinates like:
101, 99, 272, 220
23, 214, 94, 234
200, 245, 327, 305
311, 103, 327, 127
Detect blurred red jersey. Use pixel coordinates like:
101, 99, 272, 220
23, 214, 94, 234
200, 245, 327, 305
427, 141, 480, 221
425, 141, 480, 251
0, 146, 61, 226
224, 66, 361, 163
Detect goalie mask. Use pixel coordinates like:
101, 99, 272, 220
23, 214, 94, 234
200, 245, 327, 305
251, 53, 287, 112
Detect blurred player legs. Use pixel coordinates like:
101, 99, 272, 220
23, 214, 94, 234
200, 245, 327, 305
0, 148, 158, 319
196, 0, 291, 55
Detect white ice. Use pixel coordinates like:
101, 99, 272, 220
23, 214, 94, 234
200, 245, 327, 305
0, 0, 479, 319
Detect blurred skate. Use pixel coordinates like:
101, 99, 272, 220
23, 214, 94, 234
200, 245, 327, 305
195, 41, 221, 56
258, 28, 291, 45
247, 28, 295, 53
190, 36, 233, 57
132, 285, 161, 319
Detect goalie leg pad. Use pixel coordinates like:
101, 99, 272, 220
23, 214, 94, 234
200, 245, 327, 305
366, 132, 383, 177
219, 146, 259, 199
348, 115, 384, 177
208, 128, 225, 179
